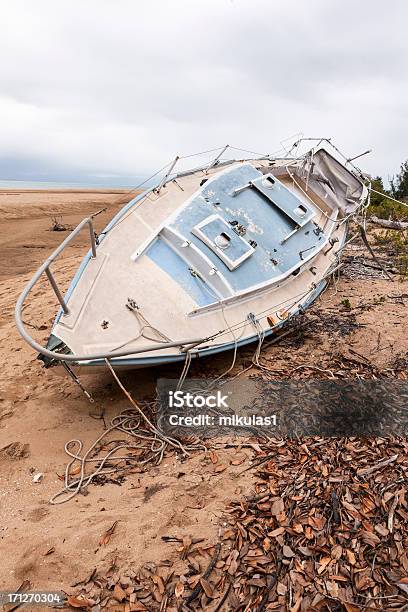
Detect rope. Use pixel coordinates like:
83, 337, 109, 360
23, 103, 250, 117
50, 361, 206, 504
179, 146, 225, 160
105, 359, 190, 453
112, 159, 176, 204
211, 307, 239, 387
50, 411, 165, 504
130, 306, 172, 342
229, 145, 270, 157
99, 159, 179, 235
176, 268, 303, 387
202, 286, 314, 342
176, 350, 193, 391
369, 187, 408, 209
249, 315, 266, 368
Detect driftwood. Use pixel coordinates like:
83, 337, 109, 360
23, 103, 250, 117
49, 215, 71, 232
91, 206, 107, 219
370, 215, 408, 230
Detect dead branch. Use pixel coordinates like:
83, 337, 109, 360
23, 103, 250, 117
184, 543, 221, 605
91, 207, 107, 219
370, 215, 408, 230
359, 224, 394, 281
357, 454, 398, 477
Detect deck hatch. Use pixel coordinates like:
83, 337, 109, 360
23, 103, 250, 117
250, 174, 315, 228
192, 214, 255, 270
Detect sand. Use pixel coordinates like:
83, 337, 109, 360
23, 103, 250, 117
0, 189, 406, 602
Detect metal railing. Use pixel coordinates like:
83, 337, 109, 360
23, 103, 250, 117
19, 216, 97, 316
14, 216, 212, 363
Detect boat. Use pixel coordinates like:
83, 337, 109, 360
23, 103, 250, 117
15, 139, 369, 372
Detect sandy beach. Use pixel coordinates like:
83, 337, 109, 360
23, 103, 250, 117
0, 189, 257, 596
0, 189, 407, 607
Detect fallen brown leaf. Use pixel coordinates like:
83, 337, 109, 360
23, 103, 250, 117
113, 583, 127, 602
209, 450, 218, 464
199, 577, 214, 598
99, 520, 119, 546
174, 581, 184, 598
67, 595, 91, 609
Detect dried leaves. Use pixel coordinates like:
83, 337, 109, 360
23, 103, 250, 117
66, 437, 408, 611
220, 436, 408, 610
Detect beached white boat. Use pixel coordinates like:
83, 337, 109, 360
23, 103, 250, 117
15, 140, 368, 372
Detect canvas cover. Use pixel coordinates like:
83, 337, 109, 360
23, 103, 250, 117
301, 148, 366, 214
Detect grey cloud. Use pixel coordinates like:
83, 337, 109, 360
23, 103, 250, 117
0, 0, 407, 183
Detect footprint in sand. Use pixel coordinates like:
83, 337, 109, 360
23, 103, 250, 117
27, 505, 50, 523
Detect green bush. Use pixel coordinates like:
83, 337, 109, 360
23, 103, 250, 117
391, 160, 408, 201
368, 176, 407, 220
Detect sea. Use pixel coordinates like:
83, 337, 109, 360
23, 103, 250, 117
0, 179, 137, 190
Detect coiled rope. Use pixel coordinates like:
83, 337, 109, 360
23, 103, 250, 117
50, 360, 205, 504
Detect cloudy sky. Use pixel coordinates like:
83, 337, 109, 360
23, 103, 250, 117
1, 0, 407, 185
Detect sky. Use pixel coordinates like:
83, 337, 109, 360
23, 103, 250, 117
0, 0, 407, 186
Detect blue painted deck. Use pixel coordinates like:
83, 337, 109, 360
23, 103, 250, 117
147, 238, 213, 306
146, 163, 325, 303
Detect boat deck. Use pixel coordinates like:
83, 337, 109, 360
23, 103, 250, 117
46, 159, 342, 363
144, 163, 327, 307
14, 145, 367, 369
